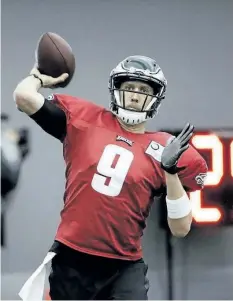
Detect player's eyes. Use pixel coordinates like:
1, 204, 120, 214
140, 87, 149, 93
125, 86, 134, 91
123, 85, 151, 93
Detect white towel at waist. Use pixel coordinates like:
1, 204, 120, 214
19, 252, 56, 301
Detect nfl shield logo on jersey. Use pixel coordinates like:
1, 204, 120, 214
145, 141, 165, 162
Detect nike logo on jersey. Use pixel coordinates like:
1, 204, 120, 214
145, 141, 165, 162
116, 135, 133, 146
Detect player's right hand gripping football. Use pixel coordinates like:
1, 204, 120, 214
161, 123, 194, 174
30, 66, 69, 88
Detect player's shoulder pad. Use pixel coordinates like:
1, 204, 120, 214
45, 93, 103, 118
45, 93, 73, 103
45, 93, 81, 107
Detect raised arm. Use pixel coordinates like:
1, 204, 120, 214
13, 67, 69, 140
161, 123, 207, 237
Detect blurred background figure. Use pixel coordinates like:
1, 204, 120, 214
1, 113, 30, 246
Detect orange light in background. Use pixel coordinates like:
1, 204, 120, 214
190, 190, 222, 222
230, 140, 233, 177
190, 134, 222, 223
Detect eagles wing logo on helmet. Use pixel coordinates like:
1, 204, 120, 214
109, 55, 167, 125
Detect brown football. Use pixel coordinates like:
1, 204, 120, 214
36, 32, 75, 88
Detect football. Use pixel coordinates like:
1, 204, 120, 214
36, 32, 75, 88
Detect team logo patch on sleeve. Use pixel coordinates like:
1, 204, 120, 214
195, 173, 207, 186
145, 141, 164, 162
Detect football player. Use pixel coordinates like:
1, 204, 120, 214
14, 55, 207, 300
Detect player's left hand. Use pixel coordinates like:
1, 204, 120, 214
161, 123, 194, 174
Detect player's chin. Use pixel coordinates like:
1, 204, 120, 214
126, 106, 140, 111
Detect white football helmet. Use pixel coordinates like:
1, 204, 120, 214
109, 55, 167, 125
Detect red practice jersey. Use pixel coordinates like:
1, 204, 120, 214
50, 94, 207, 260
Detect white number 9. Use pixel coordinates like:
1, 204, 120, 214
91, 144, 134, 197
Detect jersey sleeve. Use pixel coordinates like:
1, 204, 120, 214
29, 93, 83, 142
46, 93, 75, 117
47, 93, 96, 121
177, 145, 208, 192
47, 93, 105, 130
